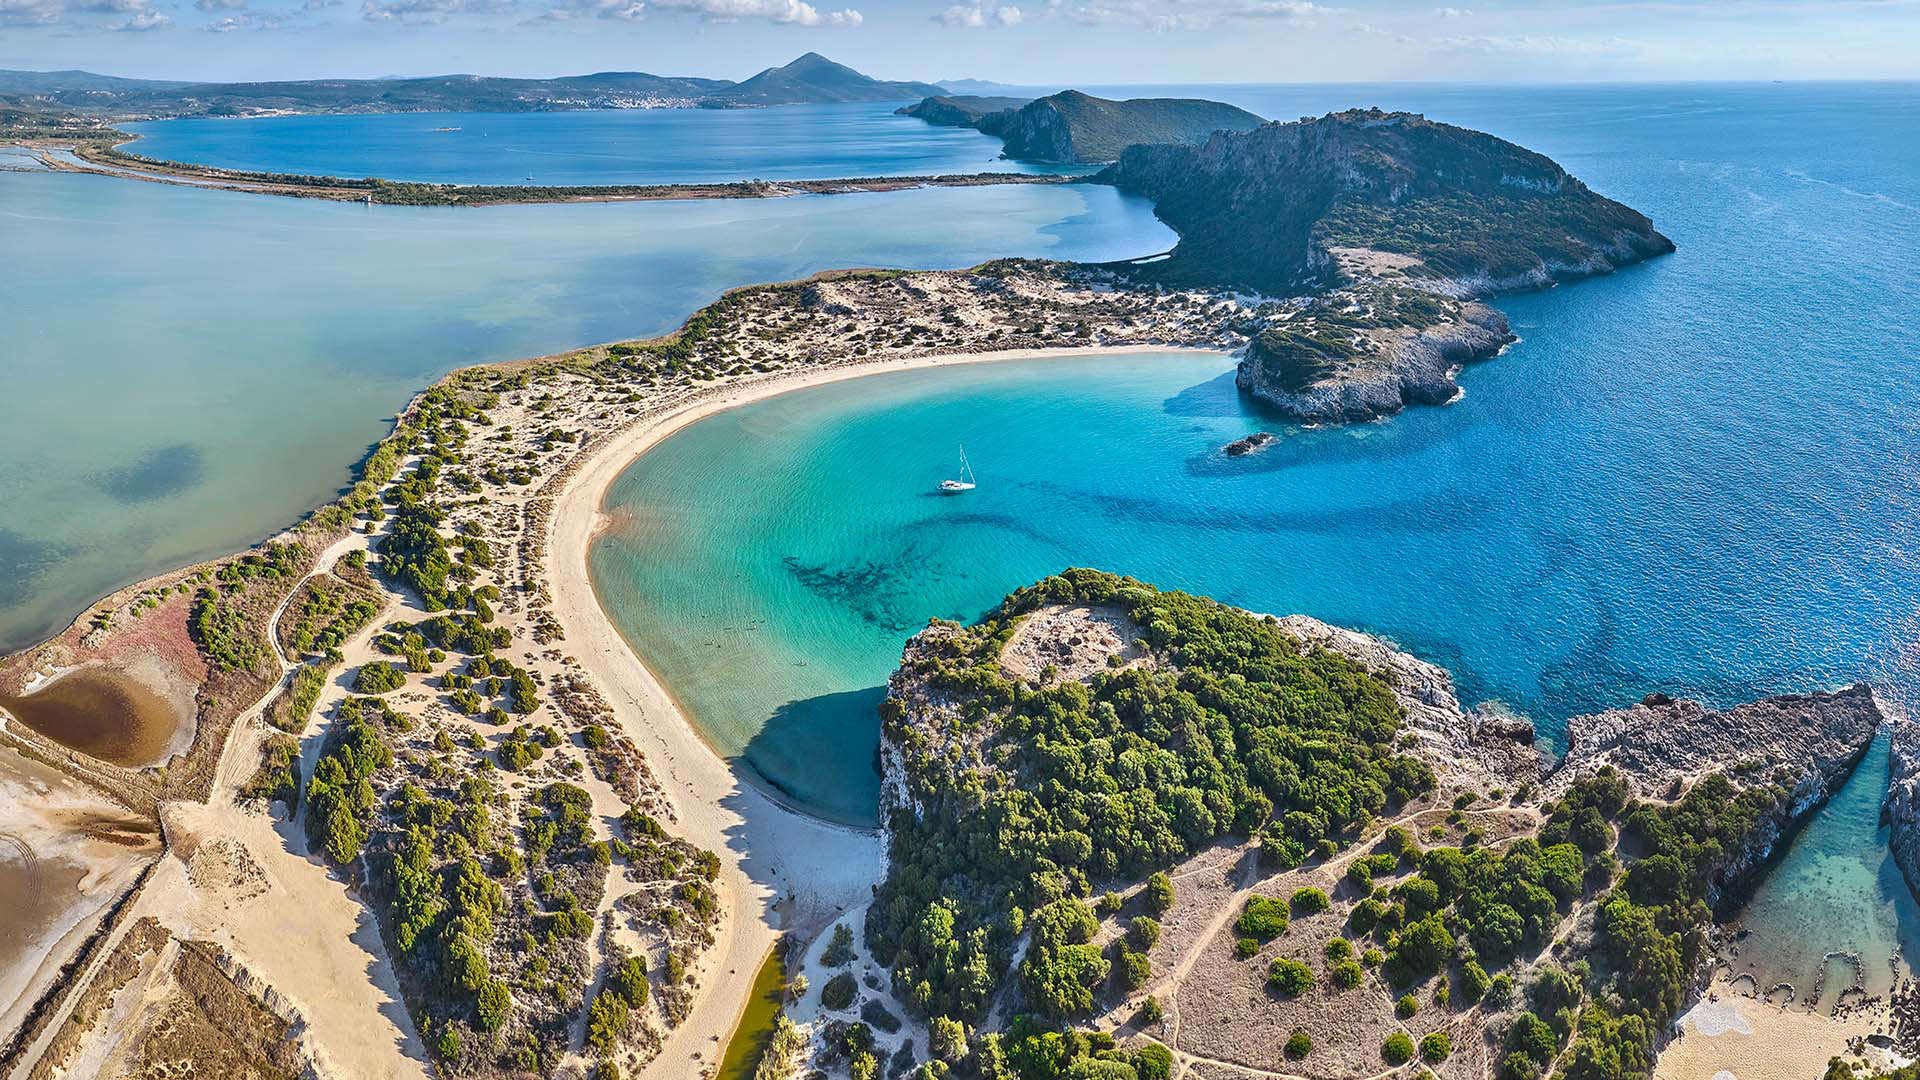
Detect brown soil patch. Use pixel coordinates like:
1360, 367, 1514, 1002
1001, 605, 1151, 685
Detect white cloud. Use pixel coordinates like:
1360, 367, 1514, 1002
206, 9, 298, 27
1433, 5, 1470, 14
114, 7, 170, 27
0, 0, 62, 24
361, 0, 504, 22
1431, 32, 1639, 56
537, 0, 643, 19
1053, 0, 1327, 29
937, 1, 1021, 26
651, 0, 860, 24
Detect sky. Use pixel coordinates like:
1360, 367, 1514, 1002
2, 0, 1917, 85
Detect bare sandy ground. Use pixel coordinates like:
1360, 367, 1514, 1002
1656, 990, 1884, 1080
546, 345, 1231, 1077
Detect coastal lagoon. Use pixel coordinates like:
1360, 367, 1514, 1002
588, 83, 1920, 983
121, 102, 1063, 186
0, 167, 1170, 651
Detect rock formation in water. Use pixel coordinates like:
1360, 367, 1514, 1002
1235, 283, 1514, 422
900, 89, 1264, 164
1094, 108, 1675, 422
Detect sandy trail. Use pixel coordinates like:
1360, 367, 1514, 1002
547, 346, 1229, 1076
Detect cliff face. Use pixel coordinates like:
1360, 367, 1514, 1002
1099, 108, 1674, 297
1881, 717, 1920, 899
1552, 684, 1884, 910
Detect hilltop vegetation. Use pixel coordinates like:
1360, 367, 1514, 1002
872, 569, 1435, 1022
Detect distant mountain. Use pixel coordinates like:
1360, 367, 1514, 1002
1097, 107, 1675, 295
897, 89, 1265, 165
935, 77, 1032, 96
0, 54, 939, 118
705, 53, 943, 107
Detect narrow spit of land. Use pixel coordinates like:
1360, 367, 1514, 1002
24, 139, 1079, 205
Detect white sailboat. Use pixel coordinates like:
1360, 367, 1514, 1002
938, 445, 977, 494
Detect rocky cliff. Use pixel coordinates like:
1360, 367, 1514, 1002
1235, 283, 1514, 422
1552, 684, 1884, 909
1098, 107, 1675, 297
1882, 716, 1920, 900
1094, 108, 1673, 421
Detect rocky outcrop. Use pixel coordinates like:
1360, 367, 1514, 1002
1234, 286, 1513, 423
1552, 685, 1885, 910
1881, 716, 1920, 900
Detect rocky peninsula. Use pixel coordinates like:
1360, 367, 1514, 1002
1101, 108, 1676, 420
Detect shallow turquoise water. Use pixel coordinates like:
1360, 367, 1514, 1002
589, 83, 1920, 982
0, 170, 1169, 649
1733, 735, 1920, 1000
122, 103, 1067, 187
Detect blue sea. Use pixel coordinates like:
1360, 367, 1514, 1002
583, 82, 1920, 988
120, 102, 1067, 186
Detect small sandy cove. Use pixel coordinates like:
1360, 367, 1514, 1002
545, 345, 1232, 1076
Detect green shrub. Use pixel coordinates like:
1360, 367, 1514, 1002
353, 660, 406, 694
1383, 1032, 1415, 1065
822, 971, 858, 1011
1268, 957, 1314, 997
1237, 896, 1290, 941
1288, 887, 1329, 916
1421, 1032, 1452, 1063
1285, 1030, 1312, 1059
1144, 872, 1175, 916
1330, 960, 1364, 990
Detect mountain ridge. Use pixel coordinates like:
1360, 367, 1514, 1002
0, 54, 942, 116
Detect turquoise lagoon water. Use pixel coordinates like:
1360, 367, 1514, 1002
587, 84, 1920, 984
121, 102, 1064, 187
0, 167, 1170, 650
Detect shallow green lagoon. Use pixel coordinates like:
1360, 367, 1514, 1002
0, 167, 1169, 650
